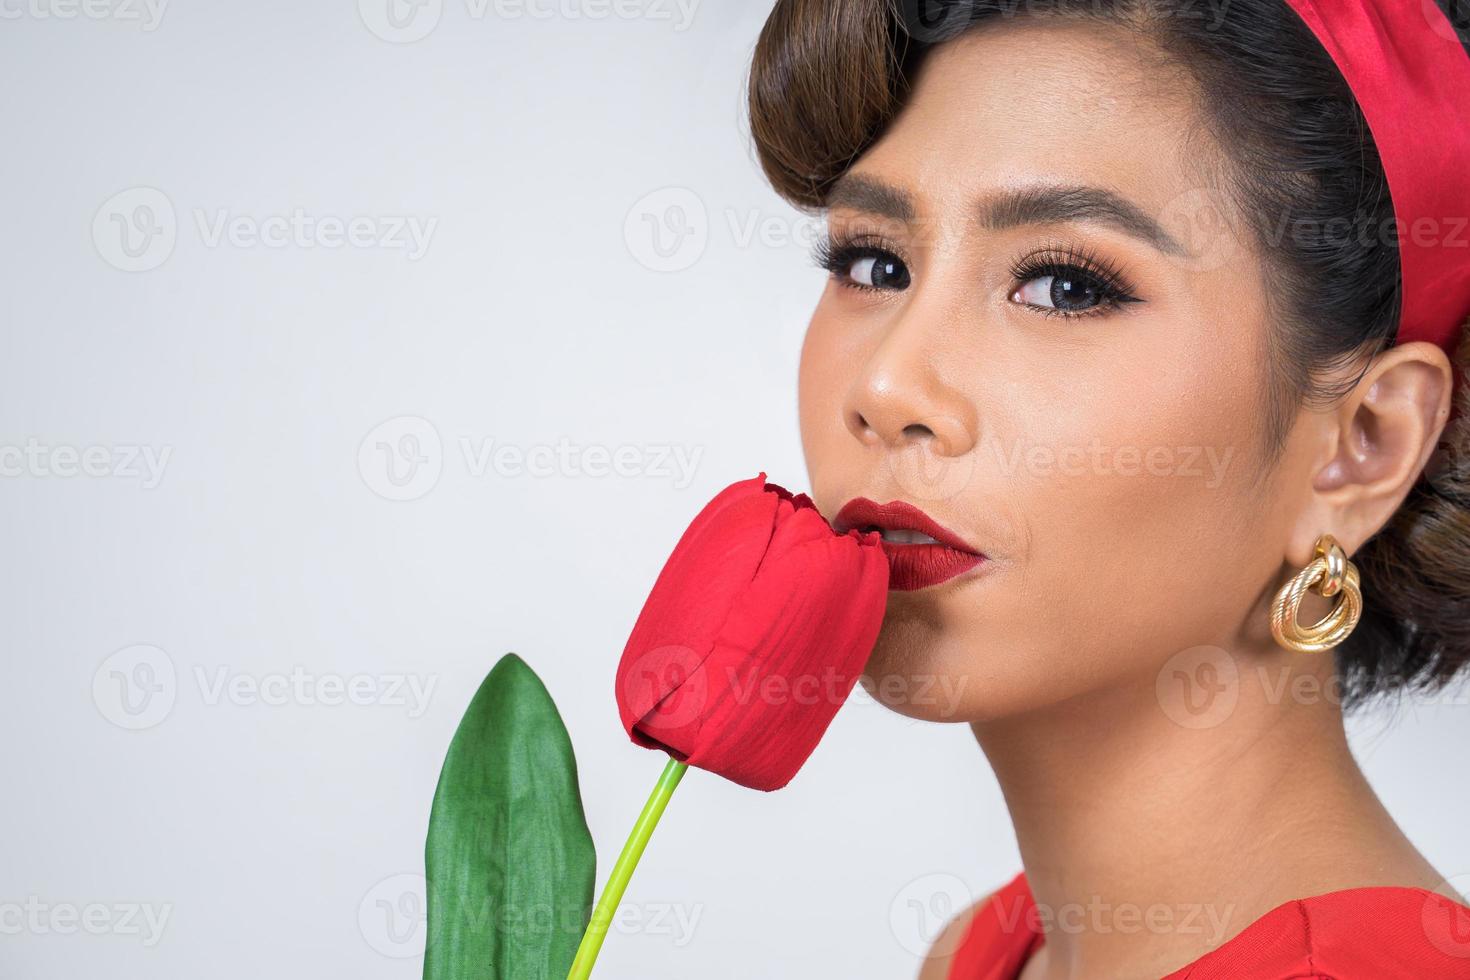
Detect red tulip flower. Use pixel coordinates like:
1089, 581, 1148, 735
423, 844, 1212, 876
614, 473, 890, 790
569, 474, 889, 978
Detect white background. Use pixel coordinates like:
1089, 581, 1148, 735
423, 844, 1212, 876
3, 1, 1467, 977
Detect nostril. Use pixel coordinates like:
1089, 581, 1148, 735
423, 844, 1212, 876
902, 423, 935, 441
843, 409, 875, 445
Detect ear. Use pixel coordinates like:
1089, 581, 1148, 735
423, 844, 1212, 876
1290, 340, 1453, 565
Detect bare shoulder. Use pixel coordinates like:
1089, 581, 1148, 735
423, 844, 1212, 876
916, 890, 994, 980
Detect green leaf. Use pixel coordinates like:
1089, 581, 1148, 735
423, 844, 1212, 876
424, 653, 596, 980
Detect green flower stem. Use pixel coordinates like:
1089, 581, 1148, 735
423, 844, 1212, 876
567, 756, 689, 980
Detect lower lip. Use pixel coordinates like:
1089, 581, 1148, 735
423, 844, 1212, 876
881, 541, 985, 591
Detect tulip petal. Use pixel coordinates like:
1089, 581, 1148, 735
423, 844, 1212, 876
616, 475, 782, 749
614, 475, 890, 790
681, 515, 889, 789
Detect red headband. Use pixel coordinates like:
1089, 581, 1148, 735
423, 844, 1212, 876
1283, 0, 1470, 407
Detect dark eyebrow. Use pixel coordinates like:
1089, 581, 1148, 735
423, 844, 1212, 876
825, 173, 1188, 257
983, 183, 1188, 257
826, 173, 916, 222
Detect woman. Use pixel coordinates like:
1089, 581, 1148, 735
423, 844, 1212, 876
745, 0, 1470, 977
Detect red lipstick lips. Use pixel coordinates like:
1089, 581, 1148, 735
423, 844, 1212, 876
834, 498, 985, 591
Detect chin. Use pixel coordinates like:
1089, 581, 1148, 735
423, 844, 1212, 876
858, 596, 989, 724
858, 590, 1085, 725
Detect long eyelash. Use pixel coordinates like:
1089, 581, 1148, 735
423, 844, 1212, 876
811, 232, 907, 292
1009, 242, 1142, 319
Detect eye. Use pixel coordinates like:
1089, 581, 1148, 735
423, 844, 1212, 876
1008, 246, 1141, 319
847, 254, 911, 290
1012, 270, 1109, 312
812, 236, 912, 292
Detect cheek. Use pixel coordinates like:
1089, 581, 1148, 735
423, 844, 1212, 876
869, 376, 1276, 721
1028, 400, 1270, 685
797, 278, 1282, 720
796, 304, 858, 498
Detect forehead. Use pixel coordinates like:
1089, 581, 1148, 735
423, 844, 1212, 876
855, 19, 1212, 215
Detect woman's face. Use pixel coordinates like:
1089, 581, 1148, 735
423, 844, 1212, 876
800, 21, 1317, 722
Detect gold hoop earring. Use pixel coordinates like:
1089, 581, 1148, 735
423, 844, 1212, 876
1269, 533, 1363, 653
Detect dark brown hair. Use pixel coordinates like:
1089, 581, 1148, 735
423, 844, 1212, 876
746, 0, 1470, 708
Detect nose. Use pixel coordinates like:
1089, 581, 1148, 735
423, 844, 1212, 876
843, 321, 979, 458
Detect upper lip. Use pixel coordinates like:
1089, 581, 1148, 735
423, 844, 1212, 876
833, 498, 984, 556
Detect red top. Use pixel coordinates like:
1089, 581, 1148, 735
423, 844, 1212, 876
947, 871, 1470, 979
